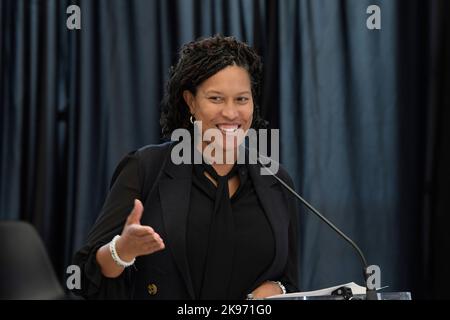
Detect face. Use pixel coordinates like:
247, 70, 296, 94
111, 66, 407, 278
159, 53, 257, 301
183, 65, 254, 157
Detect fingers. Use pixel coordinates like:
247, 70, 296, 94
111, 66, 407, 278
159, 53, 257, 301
138, 229, 165, 254
141, 238, 165, 255
141, 233, 164, 246
140, 231, 164, 246
126, 199, 144, 226
129, 231, 165, 256
125, 224, 164, 247
128, 225, 154, 237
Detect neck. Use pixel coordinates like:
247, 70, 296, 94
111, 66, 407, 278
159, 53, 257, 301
212, 163, 235, 176
195, 142, 239, 176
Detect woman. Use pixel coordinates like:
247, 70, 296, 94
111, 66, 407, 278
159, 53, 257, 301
73, 35, 299, 300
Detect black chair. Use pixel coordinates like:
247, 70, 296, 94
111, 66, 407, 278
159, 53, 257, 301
0, 221, 66, 299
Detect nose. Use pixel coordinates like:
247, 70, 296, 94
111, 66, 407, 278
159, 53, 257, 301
221, 101, 239, 120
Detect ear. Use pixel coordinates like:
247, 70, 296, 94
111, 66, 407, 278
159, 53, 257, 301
183, 90, 196, 115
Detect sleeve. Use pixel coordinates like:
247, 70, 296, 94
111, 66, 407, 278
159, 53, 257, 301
72, 151, 142, 299
278, 171, 300, 293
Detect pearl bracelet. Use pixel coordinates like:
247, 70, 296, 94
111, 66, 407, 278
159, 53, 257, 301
273, 281, 287, 294
109, 235, 135, 268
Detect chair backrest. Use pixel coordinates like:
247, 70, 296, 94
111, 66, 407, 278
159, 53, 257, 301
0, 221, 65, 299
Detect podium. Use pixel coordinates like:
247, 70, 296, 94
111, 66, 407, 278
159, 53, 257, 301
266, 292, 412, 300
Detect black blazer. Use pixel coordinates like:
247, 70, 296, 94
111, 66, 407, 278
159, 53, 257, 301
73, 141, 299, 300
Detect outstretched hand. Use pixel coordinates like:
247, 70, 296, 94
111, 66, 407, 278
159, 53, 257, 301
116, 199, 165, 261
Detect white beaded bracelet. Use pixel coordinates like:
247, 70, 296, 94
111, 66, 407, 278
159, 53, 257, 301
109, 235, 135, 268
273, 281, 287, 294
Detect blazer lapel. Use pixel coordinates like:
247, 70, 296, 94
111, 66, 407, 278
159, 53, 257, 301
158, 158, 195, 299
247, 164, 289, 290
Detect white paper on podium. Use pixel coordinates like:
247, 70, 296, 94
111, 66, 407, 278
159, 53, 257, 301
266, 282, 366, 299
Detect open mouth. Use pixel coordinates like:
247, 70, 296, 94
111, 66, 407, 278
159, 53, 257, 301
216, 124, 241, 134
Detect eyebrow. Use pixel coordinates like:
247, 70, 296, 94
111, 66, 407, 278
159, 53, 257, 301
204, 90, 251, 95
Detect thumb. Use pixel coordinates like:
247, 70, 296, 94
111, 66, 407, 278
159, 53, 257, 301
126, 199, 144, 225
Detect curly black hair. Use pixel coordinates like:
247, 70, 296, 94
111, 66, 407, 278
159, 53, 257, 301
160, 35, 268, 138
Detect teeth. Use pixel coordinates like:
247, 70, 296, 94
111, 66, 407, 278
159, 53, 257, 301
217, 125, 239, 133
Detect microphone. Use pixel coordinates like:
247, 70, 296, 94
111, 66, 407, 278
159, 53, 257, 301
247, 147, 379, 300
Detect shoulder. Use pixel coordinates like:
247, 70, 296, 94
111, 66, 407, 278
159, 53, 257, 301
109, 141, 176, 188
275, 164, 295, 188
131, 140, 178, 178
133, 140, 176, 161
254, 159, 295, 190
113, 141, 176, 172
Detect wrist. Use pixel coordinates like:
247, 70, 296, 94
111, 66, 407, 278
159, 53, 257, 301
272, 281, 286, 294
115, 235, 135, 261
110, 235, 136, 267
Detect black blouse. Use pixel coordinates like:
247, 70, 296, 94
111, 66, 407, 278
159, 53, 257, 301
187, 162, 274, 300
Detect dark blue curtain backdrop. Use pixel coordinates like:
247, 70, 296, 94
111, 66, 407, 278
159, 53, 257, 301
1, 0, 449, 299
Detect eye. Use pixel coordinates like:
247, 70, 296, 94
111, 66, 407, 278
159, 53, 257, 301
208, 96, 224, 103
236, 97, 250, 104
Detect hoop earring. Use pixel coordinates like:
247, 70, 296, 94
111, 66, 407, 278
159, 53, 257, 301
190, 115, 195, 124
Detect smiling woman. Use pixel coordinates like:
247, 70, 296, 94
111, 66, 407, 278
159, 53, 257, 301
160, 35, 268, 138
183, 65, 253, 152
72, 35, 299, 300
